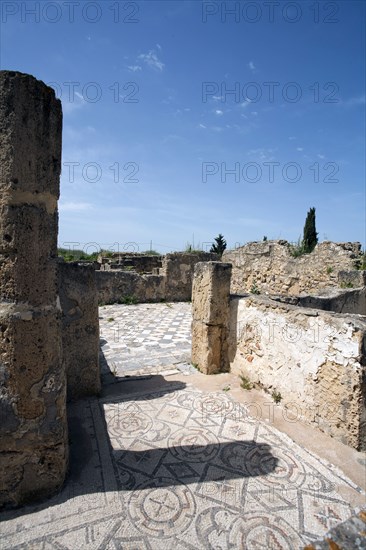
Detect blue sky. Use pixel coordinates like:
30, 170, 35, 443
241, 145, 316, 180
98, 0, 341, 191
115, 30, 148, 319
1, 0, 365, 254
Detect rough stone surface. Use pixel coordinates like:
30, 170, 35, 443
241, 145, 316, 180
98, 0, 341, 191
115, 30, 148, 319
162, 252, 218, 301
229, 294, 366, 450
191, 262, 232, 374
0, 71, 67, 508
305, 509, 366, 549
99, 253, 163, 274
339, 269, 366, 288
223, 240, 363, 295
96, 270, 166, 304
272, 287, 366, 316
58, 261, 101, 400
96, 252, 218, 305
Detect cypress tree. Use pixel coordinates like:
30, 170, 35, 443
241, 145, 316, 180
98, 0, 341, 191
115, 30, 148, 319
302, 207, 318, 253
210, 234, 227, 257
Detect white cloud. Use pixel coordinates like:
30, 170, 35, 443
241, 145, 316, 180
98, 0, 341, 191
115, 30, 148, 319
127, 65, 142, 72
215, 109, 223, 116
241, 99, 251, 108
317, 154, 325, 159
248, 61, 255, 71
62, 92, 86, 115
296, 147, 304, 151
199, 123, 207, 129
138, 49, 165, 71
59, 202, 93, 212
339, 94, 365, 108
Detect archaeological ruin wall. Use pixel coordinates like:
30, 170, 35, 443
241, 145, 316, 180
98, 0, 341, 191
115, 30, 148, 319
229, 295, 366, 451
98, 252, 163, 274
191, 261, 366, 451
96, 252, 218, 304
223, 240, 363, 296
58, 261, 100, 400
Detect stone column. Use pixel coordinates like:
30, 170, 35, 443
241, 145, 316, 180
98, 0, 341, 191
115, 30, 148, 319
0, 71, 68, 508
191, 261, 232, 374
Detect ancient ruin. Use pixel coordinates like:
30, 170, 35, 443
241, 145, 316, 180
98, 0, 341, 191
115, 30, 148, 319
0, 71, 365, 548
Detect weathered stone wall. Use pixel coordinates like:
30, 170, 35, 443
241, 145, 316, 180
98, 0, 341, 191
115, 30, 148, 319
58, 261, 100, 400
0, 71, 68, 507
191, 262, 232, 374
99, 253, 163, 274
96, 252, 218, 304
96, 270, 165, 304
229, 295, 366, 450
338, 269, 366, 288
162, 252, 219, 301
273, 287, 366, 316
223, 240, 363, 295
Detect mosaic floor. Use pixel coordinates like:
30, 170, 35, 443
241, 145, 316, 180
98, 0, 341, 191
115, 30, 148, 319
99, 302, 195, 380
0, 303, 365, 549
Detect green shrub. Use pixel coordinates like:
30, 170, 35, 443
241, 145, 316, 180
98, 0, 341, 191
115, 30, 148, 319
250, 281, 260, 295
240, 375, 252, 390
272, 390, 282, 403
119, 295, 138, 305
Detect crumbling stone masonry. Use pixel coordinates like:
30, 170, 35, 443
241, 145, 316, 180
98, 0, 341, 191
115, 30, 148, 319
191, 262, 232, 374
191, 259, 366, 450
0, 72, 68, 507
223, 240, 363, 295
96, 252, 219, 305
229, 295, 366, 450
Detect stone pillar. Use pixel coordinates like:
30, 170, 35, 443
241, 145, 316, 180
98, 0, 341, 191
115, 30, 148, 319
191, 262, 232, 374
58, 261, 101, 400
0, 71, 67, 508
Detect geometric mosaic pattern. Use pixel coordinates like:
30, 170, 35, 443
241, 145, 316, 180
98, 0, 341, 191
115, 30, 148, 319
1, 303, 364, 549
1, 386, 364, 549
99, 303, 193, 380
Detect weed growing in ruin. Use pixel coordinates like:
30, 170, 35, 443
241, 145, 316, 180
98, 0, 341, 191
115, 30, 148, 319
289, 237, 305, 258
191, 362, 199, 370
120, 295, 138, 305
326, 266, 333, 274
340, 281, 354, 289
250, 281, 260, 295
107, 317, 115, 322
355, 251, 366, 270
240, 375, 252, 390
222, 385, 231, 392
272, 390, 282, 404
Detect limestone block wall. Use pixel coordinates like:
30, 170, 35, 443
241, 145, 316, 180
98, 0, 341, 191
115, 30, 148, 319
191, 262, 232, 374
162, 252, 219, 301
275, 287, 366, 316
99, 253, 163, 274
223, 240, 363, 295
58, 262, 100, 400
96, 270, 166, 304
95, 252, 218, 304
0, 71, 68, 507
229, 295, 366, 450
